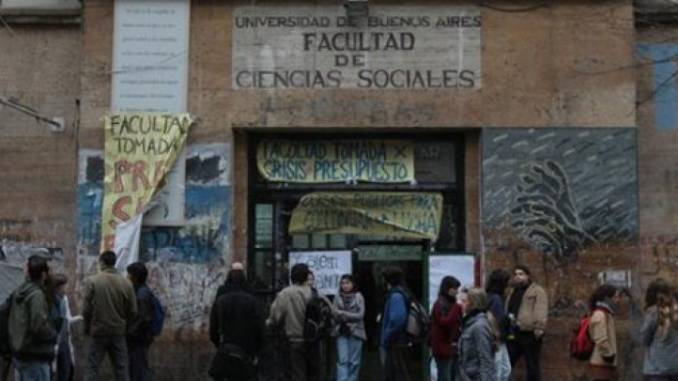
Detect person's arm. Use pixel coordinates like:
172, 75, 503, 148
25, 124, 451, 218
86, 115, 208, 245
82, 279, 93, 335
477, 323, 497, 381
488, 294, 506, 324
126, 283, 138, 325
128, 289, 153, 340
253, 298, 266, 354
267, 290, 285, 327
641, 307, 659, 347
338, 293, 366, 323
28, 290, 58, 342
382, 292, 407, 344
590, 312, 615, 363
209, 298, 220, 347
534, 286, 548, 337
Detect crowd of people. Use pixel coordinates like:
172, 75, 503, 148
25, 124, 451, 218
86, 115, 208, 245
3, 251, 678, 381
1, 251, 160, 381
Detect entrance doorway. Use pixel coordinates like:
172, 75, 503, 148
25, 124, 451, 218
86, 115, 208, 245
246, 133, 465, 381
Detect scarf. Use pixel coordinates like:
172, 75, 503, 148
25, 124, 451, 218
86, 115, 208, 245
339, 291, 357, 311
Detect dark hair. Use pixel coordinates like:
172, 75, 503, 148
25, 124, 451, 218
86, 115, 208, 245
645, 278, 672, 309
513, 265, 531, 277
339, 274, 357, 292
382, 266, 404, 287
100, 251, 117, 267
290, 263, 310, 285
438, 276, 461, 297
126, 262, 148, 285
27, 255, 49, 281
486, 269, 511, 296
589, 284, 618, 310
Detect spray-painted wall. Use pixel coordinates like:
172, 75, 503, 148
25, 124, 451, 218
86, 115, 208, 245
481, 128, 640, 380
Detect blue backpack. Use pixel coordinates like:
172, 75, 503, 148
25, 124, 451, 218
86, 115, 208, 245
147, 288, 165, 337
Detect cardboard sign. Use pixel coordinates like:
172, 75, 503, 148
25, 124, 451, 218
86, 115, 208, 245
289, 251, 352, 295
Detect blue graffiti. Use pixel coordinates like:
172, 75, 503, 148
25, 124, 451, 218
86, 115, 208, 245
76, 183, 231, 263
637, 44, 678, 131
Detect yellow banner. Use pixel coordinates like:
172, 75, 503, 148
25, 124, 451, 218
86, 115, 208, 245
257, 140, 414, 183
101, 113, 192, 250
289, 192, 443, 240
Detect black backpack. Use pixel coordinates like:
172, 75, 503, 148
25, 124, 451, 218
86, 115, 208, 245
0, 294, 12, 358
303, 289, 332, 342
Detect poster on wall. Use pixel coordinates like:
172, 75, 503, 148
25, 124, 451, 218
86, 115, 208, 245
257, 139, 415, 183
112, 0, 191, 226
289, 192, 443, 240
428, 254, 475, 381
289, 251, 352, 295
100, 113, 193, 265
233, 5, 481, 90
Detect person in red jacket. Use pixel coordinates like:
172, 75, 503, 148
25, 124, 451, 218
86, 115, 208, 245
430, 276, 463, 381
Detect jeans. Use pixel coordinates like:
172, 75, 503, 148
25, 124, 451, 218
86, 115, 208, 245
434, 357, 458, 381
495, 343, 511, 381
12, 359, 50, 381
508, 331, 542, 381
336, 336, 363, 381
128, 342, 151, 381
84, 335, 130, 381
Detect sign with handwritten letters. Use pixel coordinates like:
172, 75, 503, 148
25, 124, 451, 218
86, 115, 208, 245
101, 113, 192, 251
289, 250, 352, 295
233, 5, 481, 90
257, 139, 415, 183
289, 192, 443, 240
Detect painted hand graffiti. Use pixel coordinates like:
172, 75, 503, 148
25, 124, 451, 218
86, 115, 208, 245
511, 160, 594, 263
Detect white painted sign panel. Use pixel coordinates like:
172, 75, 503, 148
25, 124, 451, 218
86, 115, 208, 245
233, 6, 482, 90
112, 0, 190, 227
289, 251, 352, 295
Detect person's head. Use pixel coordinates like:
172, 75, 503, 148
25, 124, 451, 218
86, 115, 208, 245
50, 273, 68, 297
227, 269, 247, 289
382, 266, 404, 289
290, 263, 310, 285
306, 271, 315, 287
512, 265, 531, 286
126, 262, 148, 287
99, 251, 117, 268
230, 261, 244, 271
486, 269, 511, 296
27, 255, 50, 284
339, 274, 356, 294
645, 278, 672, 309
462, 287, 488, 314
589, 284, 620, 310
438, 276, 461, 298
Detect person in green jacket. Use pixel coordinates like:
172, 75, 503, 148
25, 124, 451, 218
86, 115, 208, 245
9, 255, 60, 381
82, 251, 137, 381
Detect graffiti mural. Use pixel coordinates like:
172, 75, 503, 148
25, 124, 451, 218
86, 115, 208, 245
77, 143, 232, 263
483, 128, 638, 263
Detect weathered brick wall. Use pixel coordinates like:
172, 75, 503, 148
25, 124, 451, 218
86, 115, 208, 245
0, 23, 81, 297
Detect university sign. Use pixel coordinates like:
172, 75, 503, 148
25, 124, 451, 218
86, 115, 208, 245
233, 6, 481, 90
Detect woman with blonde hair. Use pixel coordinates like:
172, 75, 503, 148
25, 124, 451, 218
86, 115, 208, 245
458, 288, 496, 381
641, 278, 678, 381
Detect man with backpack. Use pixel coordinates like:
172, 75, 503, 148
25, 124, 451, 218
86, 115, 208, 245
208, 267, 265, 381
267, 263, 314, 381
82, 251, 137, 381
380, 266, 412, 381
5, 255, 60, 381
127, 262, 162, 381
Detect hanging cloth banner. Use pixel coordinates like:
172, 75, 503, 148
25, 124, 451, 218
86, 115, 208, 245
100, 113, 193, 252
289, 192, 443, 240
257, 139, 415, 183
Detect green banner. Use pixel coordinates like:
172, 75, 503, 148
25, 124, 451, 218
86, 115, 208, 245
289, 192, 443, 240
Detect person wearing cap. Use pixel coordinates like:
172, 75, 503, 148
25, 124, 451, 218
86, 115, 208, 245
505, 265, 548, 381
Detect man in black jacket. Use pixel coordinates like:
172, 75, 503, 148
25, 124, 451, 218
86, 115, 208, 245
126, 262, 155, 381
209, 268, 265, 381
